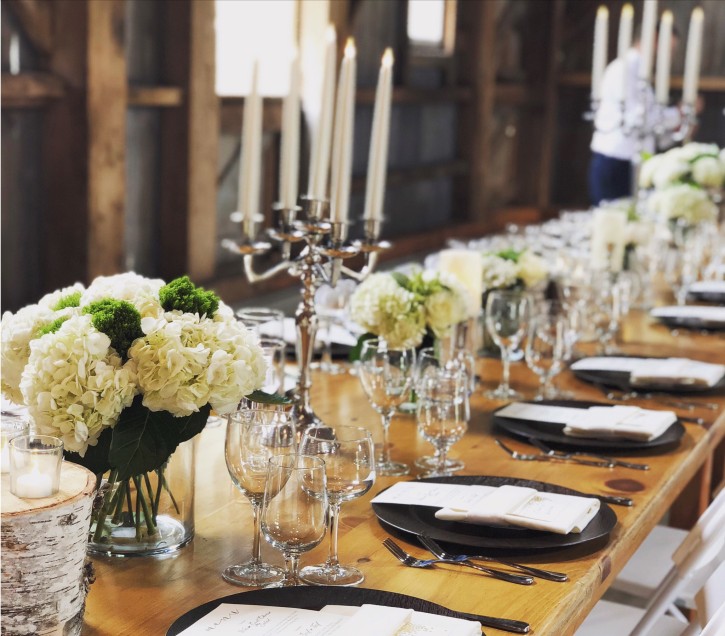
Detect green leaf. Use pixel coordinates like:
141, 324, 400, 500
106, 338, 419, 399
246, 390, 293, 405
64, 427, 113, 475
497, 248, 522, 263
349, 332, 377, 362
391, 271, 410, 289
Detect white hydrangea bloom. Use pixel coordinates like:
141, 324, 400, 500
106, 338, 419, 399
691, 156, 725, 189
1, 304, 57, 404
425, 288, 467, 338
481, 255, 519, 291
648, 184, 718, 225
38, 282, 85, 310
639, 154, 664, 189
81, 272, 164, 318
517, 251, 548, 288
19, 314, 138, 455
349, 273, 426, 350
679, 142, 719, 162
129, 311, 266, 417
652, 157, 690, 190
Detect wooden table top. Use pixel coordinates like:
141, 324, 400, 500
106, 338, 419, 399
82, 309, 725, 636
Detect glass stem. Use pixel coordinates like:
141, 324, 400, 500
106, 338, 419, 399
327, 501, 341, 568
250, 501, 262, 566
501, 350, 511, 392
284, 553, 300, 586
380, 414, 392, 465
438, 443, 448, 474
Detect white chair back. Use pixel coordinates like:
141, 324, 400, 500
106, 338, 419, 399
630, 488, 725, 636
699, 598, 725, 636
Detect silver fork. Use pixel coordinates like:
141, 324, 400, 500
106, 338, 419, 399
527, 438, 650, 471
418, 535, 568, 582
382, 537, 533, 585
382, 540, 532, 634
494, 438, 613, 468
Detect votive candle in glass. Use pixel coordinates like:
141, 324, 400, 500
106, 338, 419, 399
1, 416, 30, 474
9, 435, 63, 499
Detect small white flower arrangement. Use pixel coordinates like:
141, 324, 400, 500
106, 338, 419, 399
349, 269, 469, 351
647, 183, 718, 226
639, 142, 725, 191
481, 248, 548, 293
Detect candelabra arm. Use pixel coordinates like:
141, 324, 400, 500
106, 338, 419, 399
340, 251, 379, 282
242, 255, 292, 283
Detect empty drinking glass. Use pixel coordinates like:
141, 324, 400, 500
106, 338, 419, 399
358, 339, 416, 476
299, 426, 375, 586
236, 307, 285, 345
222, 408, 295, 587
485, 291, 529, 400
261, 454, 328, 587
315, 281, 356, 375
525, 314, 566, 401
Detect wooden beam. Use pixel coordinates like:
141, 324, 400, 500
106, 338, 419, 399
87, 0, 127, 278
1, 72, 64, 108
128, 85, 184, 108
6, 0, 53, 56
159, 0, 219, 282
537, 0, 564, 211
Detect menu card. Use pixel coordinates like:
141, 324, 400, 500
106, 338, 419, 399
651, 305, 725, 325
571, 357, 725, 387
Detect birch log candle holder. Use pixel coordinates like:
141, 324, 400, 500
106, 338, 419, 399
1, 462, 97, 635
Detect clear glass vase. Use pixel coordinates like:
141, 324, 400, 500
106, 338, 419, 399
87, 439, 195, 558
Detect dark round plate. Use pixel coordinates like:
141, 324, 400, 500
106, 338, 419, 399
571, 356, 725, 394
493, 399, 685, 451
687, 288, 725, 305
371, 475, 616, 552
166, 586, 486, 635
652, 309, 725, 331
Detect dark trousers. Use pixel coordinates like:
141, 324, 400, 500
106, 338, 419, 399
589, 152, 632, 206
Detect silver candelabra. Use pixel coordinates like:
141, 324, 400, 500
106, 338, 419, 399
223, 199, 390, 435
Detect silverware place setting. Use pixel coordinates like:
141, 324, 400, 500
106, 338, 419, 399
527, 437, 649, 471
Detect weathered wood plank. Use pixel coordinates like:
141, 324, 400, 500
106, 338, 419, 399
1, 72, 64, 108
128, 85, 184, 108
86, 0, 127, 278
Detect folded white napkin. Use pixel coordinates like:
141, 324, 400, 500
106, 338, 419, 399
435, 485, 600, 535
689, 281, 725, 294
571, 357, 725, 388
651, 305, 725, 325
321, 605, 481, 636
563, 405, 676, 441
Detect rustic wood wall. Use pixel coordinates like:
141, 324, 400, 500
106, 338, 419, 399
2, 0, 724, 311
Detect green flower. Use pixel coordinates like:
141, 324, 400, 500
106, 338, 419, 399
52, 291, 82, 311
83, 299, 143, 359
158, 276, 219, 317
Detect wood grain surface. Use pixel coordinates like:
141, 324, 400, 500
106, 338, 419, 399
82, 308, 725, 636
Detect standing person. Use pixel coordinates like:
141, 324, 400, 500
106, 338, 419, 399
589, 22, 681, 205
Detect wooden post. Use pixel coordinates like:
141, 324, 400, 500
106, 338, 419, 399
159, 0, 218, 283
87, 0, 127, 278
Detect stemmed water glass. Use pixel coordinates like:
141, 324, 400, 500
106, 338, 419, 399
358, 339, 416, 476
525, 314, 566, 401
485, 290, 530, 400
261, 454, 328, 587
314, 281, 356, 375
664, 247, 698, 306
416, 368, 470, 478
222, 409, 295, 587
299, 426, 375, 586
589, 275, 624, 354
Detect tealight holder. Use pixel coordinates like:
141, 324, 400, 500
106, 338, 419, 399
9, 434, 63, 499
1, 416, 30, 474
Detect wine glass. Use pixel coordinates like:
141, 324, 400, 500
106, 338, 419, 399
299, 426, 375, 586
222, 409, 295, 587
664, 248, 698, 306
258, 338, 285, 393
358, 339, 416, 476
525, 314, 566, 401
315, 281, 356, 375
589, 275, 624, 354
236, 307, 285, 344
261, 454, 328, 587
485, 291, 530, 400
416, 368, 470, 478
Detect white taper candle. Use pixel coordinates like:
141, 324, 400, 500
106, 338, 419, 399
638, 0, 657, 81
307, 26, 337, 200
683, 7, 704, 105
363, 48, 394, 223
655, 10, 673, 104
280, 52, 301, 209
592, 6, 609, 101
239, 60, 263, 238
617, 4, 634, 102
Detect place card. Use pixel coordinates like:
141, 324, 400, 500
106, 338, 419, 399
495, 402, 583, 425
651, 305, 725, 325
176, 604, 348, 636
571, 357, 647, 373
370, 481, 494, 509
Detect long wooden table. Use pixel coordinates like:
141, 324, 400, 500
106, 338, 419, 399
82, 309, 725, 635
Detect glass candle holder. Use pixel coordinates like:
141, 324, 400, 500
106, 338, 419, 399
9, 435, 63, 499
1, 416, 30, 474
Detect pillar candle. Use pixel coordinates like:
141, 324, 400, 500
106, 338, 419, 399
638, 0, 657, 82
655, 11, 673, 105
683, 7, 704, 105
591, 6, 609, 101
307, 26, 337, 200
279, 53, 301, 209
617, 4, 634, 102
363, 48, 393, 223
329, 38, 356, 225
238, 61, 263, 238
591, 209, 628, 272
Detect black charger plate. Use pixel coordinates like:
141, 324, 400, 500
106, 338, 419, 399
372, 475, 616, 553
492, 399, 685, 451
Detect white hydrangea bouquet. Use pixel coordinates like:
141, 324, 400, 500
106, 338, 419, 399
348, 269, 470, 352
1, 273, 274, 543
481, 248, 548, 293
647, 183, 718, 226
639, 142, 725, 191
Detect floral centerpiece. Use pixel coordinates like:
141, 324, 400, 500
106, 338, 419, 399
639, 142, 725, 191
348, 269, 470, 353
480, 248, 548, 293
647, 183, 718, 228
1, 273, 273, 554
